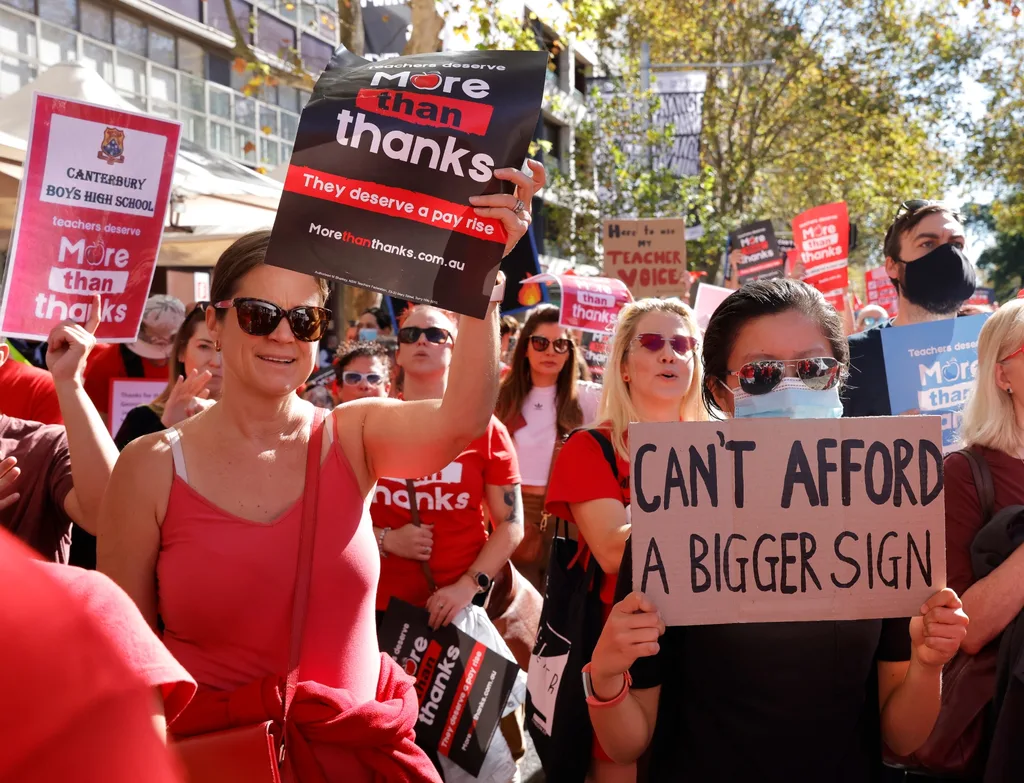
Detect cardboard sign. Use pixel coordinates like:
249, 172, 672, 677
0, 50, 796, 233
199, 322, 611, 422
728, 221, 785, 284
602, 218, 688, 298
865, 266, 899, 317
378, 599, 519, 776
629, 417, 946, 627
580, 331, 611, 378
793, 202, 850, 296
0, 95, 180, 341
265, 50, 547, 319
693, 282, 733, 331
881, 314, 990, 451
108, 378, 165, 437
520, 273, 632, 333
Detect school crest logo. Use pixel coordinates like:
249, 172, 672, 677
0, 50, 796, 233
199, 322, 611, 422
97, 127, 125, 164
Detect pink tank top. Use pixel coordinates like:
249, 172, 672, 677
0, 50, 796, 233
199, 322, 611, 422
157, 418, 380, 707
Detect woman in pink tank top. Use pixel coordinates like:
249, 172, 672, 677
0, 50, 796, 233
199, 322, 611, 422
97, 161, 544, 783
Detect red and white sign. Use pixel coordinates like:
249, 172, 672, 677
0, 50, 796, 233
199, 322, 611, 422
521, 273, 633, 333
0, 95, 180, 341
793, 202, 849, 297
865, 266, 899, 317
108, 377, 165, 437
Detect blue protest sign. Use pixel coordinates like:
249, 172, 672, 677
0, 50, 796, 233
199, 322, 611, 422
881, 314, 991, 450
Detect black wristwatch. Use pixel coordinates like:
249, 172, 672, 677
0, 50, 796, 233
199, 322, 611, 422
470, 571, 492, 594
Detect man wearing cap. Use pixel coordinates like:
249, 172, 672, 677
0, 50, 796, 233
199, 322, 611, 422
843, 200, 976, 417
82, 295, 185, 421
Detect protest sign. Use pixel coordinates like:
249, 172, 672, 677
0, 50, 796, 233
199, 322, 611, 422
264, 50, 547, 319
0, 95, 180, 341
967, 287, 996, 307
693, 282, 733, 331
379, 599, 519, 775
108, 378, 164, 437
865, 266, 899, 317
629, 417, 946, 627
881, 314, 990, 451
520, 273, 632, 333
580, 331, 611, 379
602, 218, 687, 298
793, 202, 850, 297
728, 221, 785, 284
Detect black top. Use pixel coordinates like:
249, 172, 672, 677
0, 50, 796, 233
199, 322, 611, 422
114, 405, 164, 451
842, 321, 894, 418
615, 541, 911, 783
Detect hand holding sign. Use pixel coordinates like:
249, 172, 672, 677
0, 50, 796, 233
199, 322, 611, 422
46, 293, 101, 386
589, 592, 665, 698
470, 160, 545, 259
911, 588, 969, 668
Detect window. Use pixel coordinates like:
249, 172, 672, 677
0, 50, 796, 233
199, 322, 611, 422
233, 93, 256, 126
277, 83, 298, 113
37, 0, 76, 27
211, 120, 232, 155
208, 0, 252, 43
177, 37, 204, 77
181, 110, 206, 146
80, 38, 112, 80
0, 53, 34, 95
114, 13, 146, 56
39, 22, 76, 66
1, 0, 35, 14
150, 0, 201, 22
180, 73, 205, 111
79, 0, 110, 42
208, 86, 231, 119
280, 111, 298, 142
0, 9, 36, 58
207, 52, 231, 86
148, 27, 175, 68
150, 63, 177, 103
258, 103, 278, 135
114, 50, 146, 97
259, 136, 279, 166
236, 127, 255, 162
256, 10, 293, 57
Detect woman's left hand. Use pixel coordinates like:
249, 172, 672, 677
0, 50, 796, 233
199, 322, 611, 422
469, 159, 546, 258
425, 575, 479, 630
910, 587, 969, 668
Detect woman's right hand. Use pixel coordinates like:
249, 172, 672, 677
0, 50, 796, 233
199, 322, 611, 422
161, 369, 213, 428
384, 523, 434, 561
590, 592, 665, 688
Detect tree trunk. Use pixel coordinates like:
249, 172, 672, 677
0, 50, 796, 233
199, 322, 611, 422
404, 0, 444, 55
337, 0, 364, 56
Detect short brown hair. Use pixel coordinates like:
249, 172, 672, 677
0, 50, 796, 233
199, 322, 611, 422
210, 230, 330, 309
883, 203, 961, 262
500, 314, 519, 337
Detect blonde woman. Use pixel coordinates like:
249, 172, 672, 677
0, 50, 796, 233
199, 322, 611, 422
947, 300, 1024, 656
544, 298, 706, 783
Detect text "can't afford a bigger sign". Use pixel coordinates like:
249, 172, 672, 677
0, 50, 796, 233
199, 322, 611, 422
266, 50, 547, 319
629, 417, 946, 626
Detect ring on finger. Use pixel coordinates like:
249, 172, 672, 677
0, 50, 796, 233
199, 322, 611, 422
512, 199, 525, 216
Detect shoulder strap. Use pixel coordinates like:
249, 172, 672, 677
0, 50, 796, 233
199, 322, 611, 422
405, 479, 438, 592
586, 429, 620, 481
282, 407, 327, 741
955, 447, 995, 521
163, 428, 189, 483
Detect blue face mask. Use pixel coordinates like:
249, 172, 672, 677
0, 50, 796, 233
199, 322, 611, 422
358, 327, 378, 342
731, 377, 843, 420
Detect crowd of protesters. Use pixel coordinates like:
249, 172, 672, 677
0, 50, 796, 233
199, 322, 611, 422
3, 184, 1023, 783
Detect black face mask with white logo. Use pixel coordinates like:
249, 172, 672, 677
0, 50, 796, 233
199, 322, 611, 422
893, 243, 976, 315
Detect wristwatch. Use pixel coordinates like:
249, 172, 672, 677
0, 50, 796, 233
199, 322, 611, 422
469, 571, 492, 594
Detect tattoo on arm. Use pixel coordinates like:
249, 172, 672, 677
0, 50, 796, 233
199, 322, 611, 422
501, 484, 523, 526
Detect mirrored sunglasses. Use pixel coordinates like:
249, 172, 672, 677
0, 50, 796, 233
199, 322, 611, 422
727, 357, 842, 395
633, 333, 698, 357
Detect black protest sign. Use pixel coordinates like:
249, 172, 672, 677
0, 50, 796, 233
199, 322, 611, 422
629, 417, 946, 626
581, 331, 610, 379
728, 220, 785, 283
305, 365, 336, 388
379, 599, 520, 775
265, 49, 548, 319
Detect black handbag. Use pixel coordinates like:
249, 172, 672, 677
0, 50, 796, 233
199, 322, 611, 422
525, 429, 618, 782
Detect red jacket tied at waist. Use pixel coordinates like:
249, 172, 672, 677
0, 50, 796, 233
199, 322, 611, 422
170, 653, 440, 783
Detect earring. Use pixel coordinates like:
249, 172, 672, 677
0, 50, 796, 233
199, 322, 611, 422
215, 340, 221, 352
1009, 387, 1014, 396
623, 375, 630, 383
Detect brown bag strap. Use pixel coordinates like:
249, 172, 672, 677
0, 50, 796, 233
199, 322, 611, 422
405, 479, 438, 592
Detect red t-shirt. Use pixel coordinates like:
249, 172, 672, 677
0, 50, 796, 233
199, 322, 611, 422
0, 359, 63, 425
0, 529, 184, 783
546, 424, 630, 607
944, 446, 1024, 597
373, 417, 520, 610
84, 343, 168, 416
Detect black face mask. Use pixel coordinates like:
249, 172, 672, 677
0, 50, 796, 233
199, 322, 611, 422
893, 243, 976, 315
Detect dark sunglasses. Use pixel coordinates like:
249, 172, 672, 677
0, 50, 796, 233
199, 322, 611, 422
529, 335, 573, 354
213, 297, 331, 342
398, 326, 452, 345
727, 357, 842, 395
633, 333, 698, 356
191, 301, 210, 317
341, 371, 384, 386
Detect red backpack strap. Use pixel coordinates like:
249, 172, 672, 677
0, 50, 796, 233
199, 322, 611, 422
953, 447, 995, 521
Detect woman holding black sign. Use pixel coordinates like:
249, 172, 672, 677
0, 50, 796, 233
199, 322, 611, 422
586, 279, 969, 783
495, 303, 603, 590
543, 297, 706, 783
97, 160, 543, 783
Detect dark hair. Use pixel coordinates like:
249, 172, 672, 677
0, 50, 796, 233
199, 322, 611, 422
500, 315, 520, 337
334, 342, 391, 377
361, 306, 392, 332
701, 279, 850, 415
152, 303, 209, 408
210, 230, 330, 313
495, 304, 584, 438
883, 203, 962, 263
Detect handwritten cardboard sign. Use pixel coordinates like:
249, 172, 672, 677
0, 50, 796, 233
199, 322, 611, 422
865, 266, 899, 317
378, 599, 519, 775
881, 313, 990, 451
602, 218, 687, 298
0, 95, 180, 341
629, 417, 946, 626
265, 49, 547, 319
520, 273, 632, 333
108, 378, 165, 437
793, 202, 850, 296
